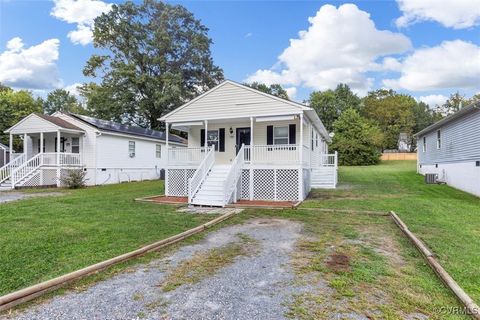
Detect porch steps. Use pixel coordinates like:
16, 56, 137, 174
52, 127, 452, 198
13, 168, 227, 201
191, 165, 231, 207
0, 180, 11, 191
311, 167, 337, 189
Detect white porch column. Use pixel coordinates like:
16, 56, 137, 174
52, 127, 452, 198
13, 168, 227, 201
298, 114, 304, 201
40, 132, 44, 154
9, 134, 13, 159
165, 122, 169, 196
204, 120, 208, 151
23, 133, 27, 159
56, 130, 61, 187
249, 117, 254, 201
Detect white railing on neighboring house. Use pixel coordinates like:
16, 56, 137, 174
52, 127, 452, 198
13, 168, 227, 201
244, 144, 300, 164
188, 147, 215, 203
11, 153, 43, 187
168, 147, 207, 166
223, 144, 245, 205
0, 153, 26, 184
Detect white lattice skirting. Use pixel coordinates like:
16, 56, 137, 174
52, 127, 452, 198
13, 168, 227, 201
239, 168, 300, 201
167, 168, 197, 196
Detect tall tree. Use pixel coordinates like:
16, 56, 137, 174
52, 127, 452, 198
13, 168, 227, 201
438, 92, 478, 115
330, 108, 384, 166
43, 89, 86, 115
244, 82, 289, 100
0, 85, 42, 151
307, 84, 361, 132
83, 0, 224, 129
361, 89, 416, 150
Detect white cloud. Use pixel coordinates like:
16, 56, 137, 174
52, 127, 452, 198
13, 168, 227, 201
383, 40, 480, 91
64, 83, 83, 97
0, 37, 61, 90
244, 32, 253, 38
246, 4, 411, 95
381, 57, 403, 71
418, 94, 448, 107
51, 0, 113, 45
396, 0, 480, 29
285, 87, 297, 99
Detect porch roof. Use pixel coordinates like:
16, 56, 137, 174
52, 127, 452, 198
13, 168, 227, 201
0, 142, 10, 151
5, 113, 85, 134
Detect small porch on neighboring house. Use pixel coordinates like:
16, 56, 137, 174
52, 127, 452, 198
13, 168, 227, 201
1, 114, 84, 190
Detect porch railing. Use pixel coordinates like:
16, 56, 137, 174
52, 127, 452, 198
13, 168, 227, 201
244, 144, 300, 164
0, 153, 26, 184
11, 153, 43, 187
188, 147, 215, 203
311, 151, 337, 167
223, 144, 245, 205
41, 153, 82, 166
168, 147, 206, 166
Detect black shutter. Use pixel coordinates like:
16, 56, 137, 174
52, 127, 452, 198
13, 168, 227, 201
289, 124, 296, 144
267, 126, 273, 145
219, 128, 225, 152
200, 129, 205, 147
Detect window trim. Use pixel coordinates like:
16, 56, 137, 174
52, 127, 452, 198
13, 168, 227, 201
207, 129, 219, 151
273, 125, 289, 145
155, 144, 162, 158
128, 141, 136, 157
71, 137, 80, 154
436, 130, 441, 149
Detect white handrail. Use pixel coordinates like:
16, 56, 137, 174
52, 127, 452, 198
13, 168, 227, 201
223, 144, 245, 205
244, 144, 300, 164
0, 153, 26, 184
169, 147, 207, 166
188, 147, 215, 203
11, 153, 43, 188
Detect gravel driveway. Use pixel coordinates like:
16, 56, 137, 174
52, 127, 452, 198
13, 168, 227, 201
6, 218, 304, 320
0, 191, 64, 204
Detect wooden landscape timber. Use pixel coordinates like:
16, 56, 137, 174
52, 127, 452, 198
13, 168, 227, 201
390, 211, 480, 320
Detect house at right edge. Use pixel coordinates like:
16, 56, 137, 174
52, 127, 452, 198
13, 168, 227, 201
415, 101, 480, 197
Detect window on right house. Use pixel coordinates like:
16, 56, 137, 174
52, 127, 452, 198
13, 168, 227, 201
436, 130, 441, 149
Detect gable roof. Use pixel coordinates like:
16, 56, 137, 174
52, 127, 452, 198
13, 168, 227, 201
0, 142, 10, 151
35, 113, 84, 131
159, 80, 310, 122
158, 80, 331, 142
414, 101, 480, 137
67, 113, 186, 144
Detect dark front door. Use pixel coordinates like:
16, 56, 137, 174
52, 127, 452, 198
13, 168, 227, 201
236, 127, 251, 154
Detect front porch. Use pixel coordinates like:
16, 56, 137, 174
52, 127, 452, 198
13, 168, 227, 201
1, 126, 84, 189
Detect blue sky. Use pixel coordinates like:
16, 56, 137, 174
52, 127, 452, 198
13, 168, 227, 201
0, 0, 479, 106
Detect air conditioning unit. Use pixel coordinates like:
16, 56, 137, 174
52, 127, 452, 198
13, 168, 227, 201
129, 152, 135, 158
425, 173, 438, 184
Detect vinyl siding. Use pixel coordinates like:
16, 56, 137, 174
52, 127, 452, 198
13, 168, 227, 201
417, 108, 480, 164
165, 82, 303, 122
96, 134, 166, 169
188, 119, 305, 164
8, 115, 58, 134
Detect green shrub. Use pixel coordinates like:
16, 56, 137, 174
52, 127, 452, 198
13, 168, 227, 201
60, 169, 87, 189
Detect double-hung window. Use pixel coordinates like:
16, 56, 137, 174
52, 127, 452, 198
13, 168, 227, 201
207, 130, 219, 151
129, 141, 135, 157
273, 126, 289, 145
155, 144, 162, 158
422, 137, 426, 152
71, 137, 80, 154
436, 130, 441, 149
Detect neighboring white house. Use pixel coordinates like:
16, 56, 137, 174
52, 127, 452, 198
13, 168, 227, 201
1, 112, 185, 190
0, 142, 12, 168
160, 80, 338, 207
416, 102, 480, 197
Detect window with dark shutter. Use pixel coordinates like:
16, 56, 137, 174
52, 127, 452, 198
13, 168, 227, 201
201, 129, 205, 147
267, 126, 274, 145
289, 124, 296, 144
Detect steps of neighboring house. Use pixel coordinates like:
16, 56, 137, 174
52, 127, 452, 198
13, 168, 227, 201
191, 165, 231, 207
311, 167, 337, 188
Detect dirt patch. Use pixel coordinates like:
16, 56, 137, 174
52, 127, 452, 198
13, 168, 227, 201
326, 253, 351, 272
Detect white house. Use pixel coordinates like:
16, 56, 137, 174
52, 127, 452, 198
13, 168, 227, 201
160, 80, 338, 207
0, 142, 12, 168
1, 112, 185, 190
416, 102, 480, 197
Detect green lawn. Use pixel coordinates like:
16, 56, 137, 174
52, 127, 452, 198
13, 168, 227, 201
302, 160, 480, 303
0, 181, 213, 296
